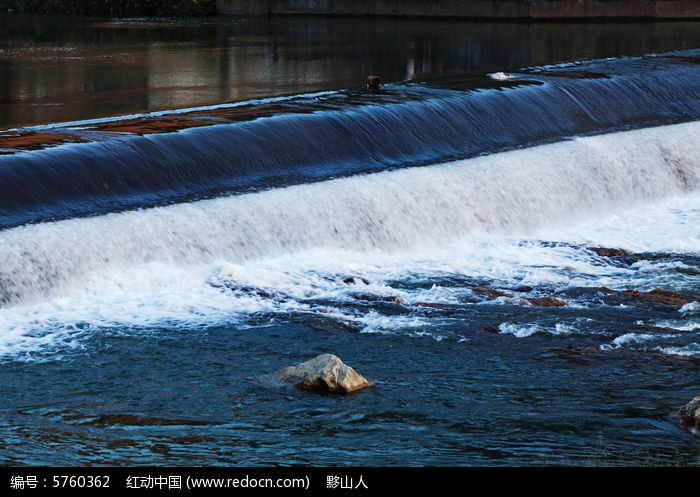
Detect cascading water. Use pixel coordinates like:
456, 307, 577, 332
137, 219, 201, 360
2, 50, 699, 229
0, 120, 698, 309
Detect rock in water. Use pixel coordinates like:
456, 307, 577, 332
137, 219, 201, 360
365, 75, 381, 92
261, 354, 374, 394
679, 396, 700, 435
523, 297, 567, 307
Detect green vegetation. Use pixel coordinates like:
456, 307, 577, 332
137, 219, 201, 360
4, 0, 217, 16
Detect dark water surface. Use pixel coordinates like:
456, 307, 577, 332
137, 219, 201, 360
0, 15, 699, 468
3, 14, 700, 128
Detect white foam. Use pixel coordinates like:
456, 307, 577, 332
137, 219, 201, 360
359, 311, 438, 337
498, 321, 580, 338
488, 71, 516, 81
650, 318, 700, 332
601, 331, 700, 357
498, 323, 541, 337
1, 120, 698, 358
539, 195, 700, 255
680, 302, 700, 316
655, 343, 700, 357
608, 333, 658, 347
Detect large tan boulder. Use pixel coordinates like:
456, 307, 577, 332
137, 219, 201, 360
679, 396, 700, 435
259, 354, 374, 394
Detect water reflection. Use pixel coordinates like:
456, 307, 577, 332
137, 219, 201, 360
1, 14, 700, 128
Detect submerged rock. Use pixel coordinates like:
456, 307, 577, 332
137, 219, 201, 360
590, 247, 632, 257
365, 75, 381, 92
482, 324, 501, 334
472, 286, 513, 300
588, 246, 641, 266
523, 297, 567, 307
679, 396, 700, 435
342, 276, 370, 285
258, 354, 374, 394
356, 293, 404, 305
622, 289, 689, 307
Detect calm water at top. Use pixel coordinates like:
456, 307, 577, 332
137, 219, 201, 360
2, 14, 700, 128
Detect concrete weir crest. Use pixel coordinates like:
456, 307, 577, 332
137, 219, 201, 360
216, 0, 700, 20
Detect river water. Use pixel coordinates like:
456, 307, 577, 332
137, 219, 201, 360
0, 14, 699, 467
